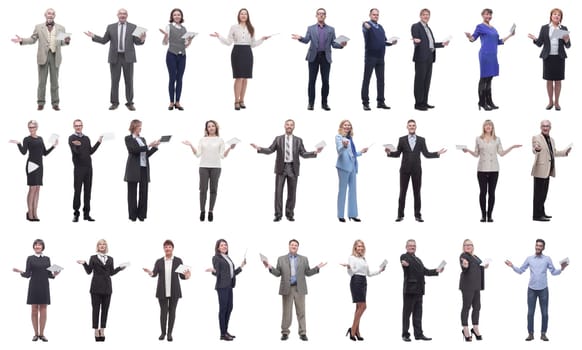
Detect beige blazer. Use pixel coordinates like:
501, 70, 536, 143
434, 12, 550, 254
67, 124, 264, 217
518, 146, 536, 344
531, 134, 568, 178
21, 23, 68, 67
269, 254, 319, 296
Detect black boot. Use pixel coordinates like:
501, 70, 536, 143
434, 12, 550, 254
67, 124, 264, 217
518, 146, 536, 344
478, 79, 492, 111
485, 78, 498, 109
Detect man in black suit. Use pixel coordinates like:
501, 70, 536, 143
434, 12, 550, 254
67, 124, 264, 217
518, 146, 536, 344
85, 8, 146, 111
69, 119, 101, 222
400, 239, 443, 342
143, 240, 190, 342
251, 119, 322, 222
386, 120, 446, 222
411, 8, 449, 111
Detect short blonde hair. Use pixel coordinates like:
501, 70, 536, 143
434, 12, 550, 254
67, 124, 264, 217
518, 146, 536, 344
352, 239, 366, 257
96, 239, 108, 254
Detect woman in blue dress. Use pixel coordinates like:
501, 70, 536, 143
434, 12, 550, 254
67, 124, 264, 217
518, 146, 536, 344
465, 9, 514, 111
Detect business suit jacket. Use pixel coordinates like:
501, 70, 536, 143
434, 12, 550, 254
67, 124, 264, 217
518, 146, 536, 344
258, 135, 316, 176
531, 134, 567, 178
400, 253, 438, 295
270, 254, 319, 296
459, 253, 484, 292
212, 255, 242, 289
335, 135, 361, 173
124, 135, 157, 182
298, 24, 343, 63
83, 255, 122, 295
151, 256, 186, 299
533, 24, 571, 59
92, 22, 144, 63
21, 23, 68, 67
411, 21, 444, 63
388, 135, 439, 174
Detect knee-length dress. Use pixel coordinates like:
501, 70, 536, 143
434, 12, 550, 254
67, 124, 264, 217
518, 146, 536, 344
472, 24, 504, 78
17, 136, 54, 186
21, 255, 53, 305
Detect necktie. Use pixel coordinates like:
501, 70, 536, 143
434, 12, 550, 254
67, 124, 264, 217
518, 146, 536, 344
424, 24, 434, 51
409, 135, 416, 150
119, 23, 125, 52
285, 135, 292, 162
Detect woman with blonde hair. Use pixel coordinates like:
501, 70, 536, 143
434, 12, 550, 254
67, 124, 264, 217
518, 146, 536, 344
459, 239, 488, 341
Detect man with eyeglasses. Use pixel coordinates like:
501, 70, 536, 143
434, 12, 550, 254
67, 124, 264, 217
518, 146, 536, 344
292, 8, 346, 111
69, 119, 102, 222
531, 120, 571, 221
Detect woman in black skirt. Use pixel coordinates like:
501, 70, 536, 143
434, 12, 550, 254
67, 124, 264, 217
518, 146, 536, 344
341, 240, 385, 341
10, 120, 57, 221
13, 239, 59, 342
211, 8, 270, 110
528, 8, 571, 110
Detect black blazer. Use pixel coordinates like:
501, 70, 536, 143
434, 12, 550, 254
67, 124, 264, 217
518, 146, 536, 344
400, 253, 438, 295
151, 257, 186, 299
83, 255, 122, 295
411, 21, 444, 63
212, 255, 242, 289
257, 134, 316, 176
459, 253, 485, 291
533, 24, 571, 59
124, 135, 158, 182
388, 135, 439, 173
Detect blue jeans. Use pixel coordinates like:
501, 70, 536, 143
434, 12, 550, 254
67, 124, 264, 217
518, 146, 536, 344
166, 51, 186, 102
527, 287, 549, 333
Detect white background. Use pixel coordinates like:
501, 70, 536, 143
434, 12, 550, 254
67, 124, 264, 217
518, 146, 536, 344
1, 0, 579, 349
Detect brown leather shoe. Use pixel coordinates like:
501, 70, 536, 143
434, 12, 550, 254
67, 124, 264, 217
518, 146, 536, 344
109, 104, 119, 110
52, 105, 60, 111
126, 104, 136, 111
37, 105, 44, 111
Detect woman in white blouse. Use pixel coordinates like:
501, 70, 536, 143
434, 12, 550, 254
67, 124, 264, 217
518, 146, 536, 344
462, 120, 521, 222
183, 120, 235, 222
210, 8, 270, 110
341, 240, 385, 341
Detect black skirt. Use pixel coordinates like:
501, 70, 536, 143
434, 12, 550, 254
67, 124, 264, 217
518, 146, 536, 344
543, 55, 565, 81
231, 45, 253, 78
350, 275, 367, 303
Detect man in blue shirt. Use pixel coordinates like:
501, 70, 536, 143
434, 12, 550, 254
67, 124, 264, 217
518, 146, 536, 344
505, 239, 568, 341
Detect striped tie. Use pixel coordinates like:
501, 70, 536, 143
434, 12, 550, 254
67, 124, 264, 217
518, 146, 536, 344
285, 136, 291, 162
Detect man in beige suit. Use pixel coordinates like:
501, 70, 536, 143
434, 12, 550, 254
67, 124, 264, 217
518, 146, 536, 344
263, 239, 326, 341
531, 120, 571, 221
12, 8, 70, 111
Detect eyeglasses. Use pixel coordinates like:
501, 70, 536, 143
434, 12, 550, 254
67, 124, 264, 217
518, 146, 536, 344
541, 125, 551, 128
74, 125, 83, 127
28, 126, 37, 129
317, 12, 326, 16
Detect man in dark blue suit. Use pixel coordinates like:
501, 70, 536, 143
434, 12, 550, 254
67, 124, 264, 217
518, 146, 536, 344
292, 8, 346, 111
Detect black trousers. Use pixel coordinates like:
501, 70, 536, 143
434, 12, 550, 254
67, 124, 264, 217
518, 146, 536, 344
308, 52, 331, 105
275, 163, 298, 218
460, 289, 481, 326
533, 177, 550, 218
361, 56, 385, 105
402, 294, 424, 338
73, 165, 93, 216
127, 167, 148, 220
398, 170, 422, 218
477, 171, 499, 217
158, 297, 179, 336
91, 293, 112, 329
110, 53, 134, 105
414, 60, 433, 107
217, 288, 234, 336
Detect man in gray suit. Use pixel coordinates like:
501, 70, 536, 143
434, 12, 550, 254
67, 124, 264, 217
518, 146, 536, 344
85, 8, 146, 111
251, 119, 322, 222
263, 239, 326, 341
12, 8, 70, 111
292, 8, 346, 111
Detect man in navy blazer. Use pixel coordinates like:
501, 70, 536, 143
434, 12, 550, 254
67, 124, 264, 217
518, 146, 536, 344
292, 8, 346, 111
386, 120, 446, 222
85, 8, 146, 111
411, 9, 449, 111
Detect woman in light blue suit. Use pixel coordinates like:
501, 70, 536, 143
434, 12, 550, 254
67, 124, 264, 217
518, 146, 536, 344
336, 120, 368, 222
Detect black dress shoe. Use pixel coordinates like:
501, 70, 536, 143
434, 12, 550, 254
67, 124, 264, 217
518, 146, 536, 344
32, 335, 39, 341
402, 336, 411, 342
200, 211, 205, 221
138, 217, 145, 222
84, 215, 95, 222
377, 103, 391, 109
109, 104, 119, 110
286, 216, 295, 222
167, 334, 173, 342
38, 335, 48, 342
415, 217, 424, 222
525, 333, 534, 341
395, 217, 403, 222
414, 105, 428, 111
540, 333, 549, 341
159, 334, 166, 340
126, 103, 136, 111
554, 105, 561, 111
338, 218, 346, 223
174, 104, 184, 111
299, 334, 308, 341
52, 105, 60, 111
363, 104, 371, 111
73, 215, 79, 222
220, 334, 234, 341
226, 332, 236, 338
307, 104, 314, 111
533, 217, 550, 222
415, 335, 432, 341
321, 104, 331, 111
208, 212, 214, 222
349, 217, 361, 222
274, 216, 282, 222
426, 104, 435, 109
281, 334, 289, 341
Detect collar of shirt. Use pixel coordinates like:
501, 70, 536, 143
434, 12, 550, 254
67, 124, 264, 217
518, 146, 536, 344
165, 256, 174, 262
75, 133, 83, 137
369, 21, 379, 29
34, 253, 43, 258
171, 22, 182, 29
408, 134, 416, 140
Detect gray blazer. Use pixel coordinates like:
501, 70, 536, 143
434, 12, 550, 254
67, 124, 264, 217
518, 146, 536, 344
92, 22, 144, 63
298, 23, 343, 63
269, 254, 319, 296
257, 135, 316, 176
21, 23, 68, 67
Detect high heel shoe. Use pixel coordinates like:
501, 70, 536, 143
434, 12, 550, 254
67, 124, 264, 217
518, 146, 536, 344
462, 329, 472, 342
234, 102, 241, 110
174, 103, 184, 111
355, 331, 364, 341
239, 100, 246, 109
545, 103, 554, 110
349, 217, 361, 222
478, 103, 492, 111
338, 218, 346, 223
168, 103, 174, 110
345, 328, 356, 341
471, 328, 482, 340
26, 212, 33, 221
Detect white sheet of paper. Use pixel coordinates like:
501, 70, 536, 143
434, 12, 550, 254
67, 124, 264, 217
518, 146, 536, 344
387, 36, 399, 43
480, 258, 492, 267
334, 35, 350, 44
567, 142, 573, 149
315, 140, 327, 149
456, 145, 467, 150
226, 137, 241, 145
551, 29, 569, 40
46, 264, 64, 273
56, 32, 71, 40
383, 143, 396, 152
510, 23, 516, 34
379, 259, 388, 269
27, 161, 39, 174
48, 133, 59, 145
132, 27, 148, 37
559, 257, 570, 265
442, 35, 453, 42
181, 32, 198, 39
119, 262, 131, 269
367, 142, 375, 149
437, 260, 447, 270
101, 132, 115, 141
269, 33, 280, 37
174, 264, 191, 274
259, 253, 268, 263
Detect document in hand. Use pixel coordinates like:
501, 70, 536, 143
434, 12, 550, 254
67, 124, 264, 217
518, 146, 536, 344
437, 260, 447, 270
119, 262, 131, 269
174, 264, 191, 274
56, 32, 72, 40
550, 29, 569, 40
509, 23, 516, 35
379, 259, 388, 269
259, 253, 268, 263
181, 32, 198, 39
387, 36, 400, 43
567, 142, 574, 149
101, 132, 115, 141
456, 145, 467, 150
48, 133, 59, 145
559, 257, 570, 265
479, 258, 492, 267
46, 264, 64, 273
27, 161, 40, 174
334, 35, 350, 44
383, 144, 396, 152
132, 26, 148, 37
314, 140, 327, 149
226, 137, 241, 145
160, 135, 172, 143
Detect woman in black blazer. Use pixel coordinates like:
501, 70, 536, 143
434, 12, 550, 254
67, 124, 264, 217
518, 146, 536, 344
206, 239, 245, 341
143, 240, 190, 342
527, 8, 571, 110
124, 119, 160, 222
77, 239, 126, 341
459, 239, 488, 341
